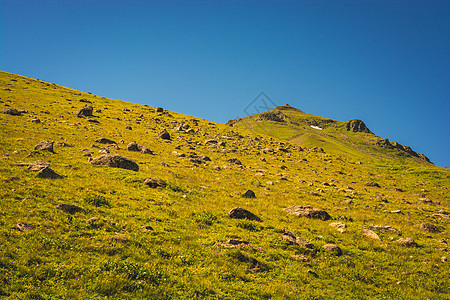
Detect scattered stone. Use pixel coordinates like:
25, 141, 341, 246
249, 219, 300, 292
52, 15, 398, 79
91, 154, 139, 171
126, 126, 132, 130
329, 222, 346, 228
172, 151, 186, 157
420, 222, 440, 233
108, 236, 128, 244
366, 182, 380, 188
127, 141, 153, 154
95, 137, 117, 144
127, 141, 140, 151
205, 139, 218, 145
141, 225, 154, 232
3, 108, 24, 116
37, 166, 62, 179
228, 207, 261, 221
156, 107, 163, 113
369, 225, 402, 235
363, 229, 381, 241
394, 188, 404, 192
281, 229, 314, 248
390, 210, 403, 214
55, 142, 74, 147
34, 140, 54, 153
31, 118, 41, 124
158, 129, 171, 140
292, 255, 309, 262
242, 190, 256, 198
86, 217, 104, 228
442, 257, 447, 262
6, 176, 20, 182
76, 106, 93, 117
396, 238, 418, 247
283, 205, 331, 220
56, 204, 83, 214
14, 222, 33, 232
228, 239, 249, 245
307, 270, 319, 278
98, 149, 110, 154
86, 118, 99, 123
323, 244, 342, 256
432, 210, 449, 219
144, 178, 167, 188
228, 158, 242, 165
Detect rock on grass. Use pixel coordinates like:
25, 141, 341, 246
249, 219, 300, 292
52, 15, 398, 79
228, 207, 261, 221
91, 154, 139, 171
283, 205, 331, 220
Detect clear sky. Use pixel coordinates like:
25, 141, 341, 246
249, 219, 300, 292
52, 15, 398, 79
1, 0, 449, 167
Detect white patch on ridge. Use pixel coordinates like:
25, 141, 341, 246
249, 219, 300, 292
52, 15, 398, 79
310, 125, 322, 130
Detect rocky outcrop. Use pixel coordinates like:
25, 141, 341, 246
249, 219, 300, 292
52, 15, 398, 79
283, 206, 331, 220
345, 119, 372, 134
376, 138, 431, 163
90, 154, 139, 171
228, 207, 261, 221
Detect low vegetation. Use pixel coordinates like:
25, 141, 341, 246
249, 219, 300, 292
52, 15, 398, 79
0, 70, 448, 299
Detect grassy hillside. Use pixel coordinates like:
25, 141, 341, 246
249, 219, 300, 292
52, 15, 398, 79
227, 104, 431, 164
0, 70, 449, 299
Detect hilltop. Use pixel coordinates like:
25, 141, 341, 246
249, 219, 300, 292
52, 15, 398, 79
0, 70, 449, 299
227, 104, 431, 164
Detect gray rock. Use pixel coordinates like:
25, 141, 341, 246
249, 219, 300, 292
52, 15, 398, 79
37, 166, 62, 179
158, 129, 171, 140
56, 204, 83, 214
144, 178, 167, 188
323, 244, 342, 256
228, 158, 242, 165
242, 190, 256, 198
281, 229, 314, 248
228, 207, 261, 221
34, 140, 54, 153
91, 154, 139, 171
2, 108, 23, 116
420, 222, 440, 233
396, 238, 418, 247
76, 106, 93, 117
95, 137, 117, 144
283, 205, 331, 221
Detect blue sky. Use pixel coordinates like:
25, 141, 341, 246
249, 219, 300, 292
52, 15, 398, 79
1, 0, 449, 167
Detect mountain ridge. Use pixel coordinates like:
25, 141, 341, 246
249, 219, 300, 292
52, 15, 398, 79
227, 104, 431, 164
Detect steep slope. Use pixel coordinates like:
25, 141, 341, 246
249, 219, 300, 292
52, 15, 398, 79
227, 104, 431, 164
0, 71, 449, 299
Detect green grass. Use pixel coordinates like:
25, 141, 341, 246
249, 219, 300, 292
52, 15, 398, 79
0, 70, 449, 299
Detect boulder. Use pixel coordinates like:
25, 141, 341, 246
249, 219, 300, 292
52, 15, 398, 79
366, 182, 380, 188
56, 204, 83, 214
34, 140, 54, 153
323, 244, 342, 256
144, 178, 167, 188
363, 229, 381, 240
281, 229, 314, 248
228, 207, 261, 221
228, 158, 242, 165
396, 238, 418, 247
91, 154, 139, 171
283, 205, 331, 220
14, 222, 33, 232
95, 137, 117, 144
37, 167, 62, 179
242, 190, 256, 198
420, 222, 440, 233
127, 141, 140, 151
158, 129, 171, 140
156, 107, 164, 112
76, 106, 93, 117
2, 108, 23, 116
